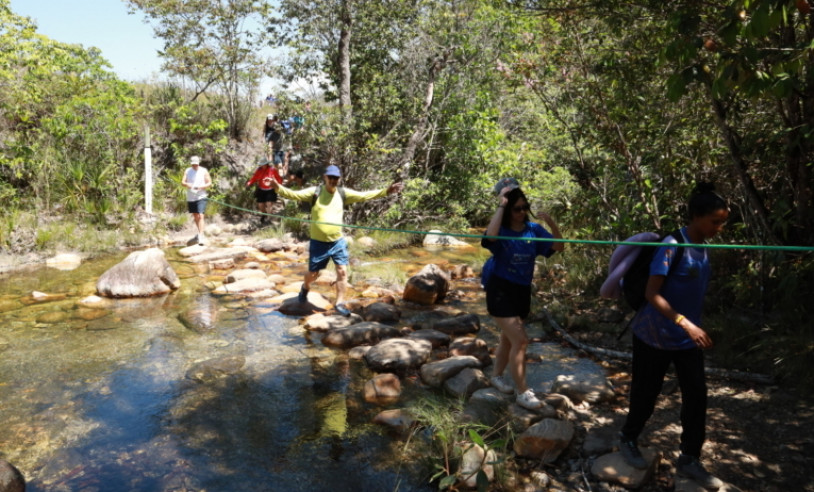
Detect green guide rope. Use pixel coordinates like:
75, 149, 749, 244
206, 195, 814, 253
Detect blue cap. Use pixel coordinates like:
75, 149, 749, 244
324, 165, 341, 177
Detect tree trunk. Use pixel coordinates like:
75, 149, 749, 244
338, 0, 353, 122
709, 97, 780, 245
398, 49, 450, 180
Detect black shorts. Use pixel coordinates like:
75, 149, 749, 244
486, 274, 531, 319
255, 188, 278, 203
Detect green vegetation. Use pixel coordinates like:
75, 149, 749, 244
0, 0, 812, 387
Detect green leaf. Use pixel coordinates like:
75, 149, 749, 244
468, 429, 485, 448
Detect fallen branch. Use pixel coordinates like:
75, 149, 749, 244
539, 308, 775, 385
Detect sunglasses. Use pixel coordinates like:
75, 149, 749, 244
512, 204, 530, 212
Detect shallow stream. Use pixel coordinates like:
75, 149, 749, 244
0, 244, 492, 491
0, 242, 605, 491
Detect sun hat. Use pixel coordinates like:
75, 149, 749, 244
190, 156, 201, 165
493, 177, 519, 195
257, 158, 271, 167
324, 165, 341, 177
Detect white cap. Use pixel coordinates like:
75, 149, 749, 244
190, 156, 201, 165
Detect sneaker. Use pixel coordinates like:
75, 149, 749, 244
617, 432, 648, 469
516, 388, 544, 410
298, 286, 309, 303
676, 454, 724, 490
335, 303, 351, 316
197, 233, 206, 245
490, 375, 514, 394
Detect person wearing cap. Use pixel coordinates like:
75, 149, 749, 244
269, 164, 404, 316
246, 157, 283, 223
181, 156, 212, 245
482, 178, 563, 411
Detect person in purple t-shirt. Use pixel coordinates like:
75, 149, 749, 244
482, 178, 563, 411
617, 182, 729, 491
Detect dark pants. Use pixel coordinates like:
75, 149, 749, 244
621, 335, 707, 457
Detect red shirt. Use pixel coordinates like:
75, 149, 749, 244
246, 165, 282, 190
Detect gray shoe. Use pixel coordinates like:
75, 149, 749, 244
617, 432, 648, 469
490, 375, 514, 394
298, 286, 308, 303
676, 455, 723, 490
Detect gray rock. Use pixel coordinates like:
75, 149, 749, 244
513, 418, 575, 463
550, 373, 615, 404
225, 268, 268, 283
256, 238, 285, 252
323, 322, 401, 349
431, 314, 481, 336
302, 312, 363, 332
420, 355, 482, 388
96, 248, 180, 298
449, 335, 490, 364
406, 329, 450, 348
443, 367, 489, 398
590, 448, 660, 489
362, 302, 401, 323
212, 277, 275, 295
372, 409, 415, 434
462, 387, 512, 426
364, 337, 433, 373
0, 459, 25, 492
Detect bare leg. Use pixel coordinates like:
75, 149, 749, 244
303, 269, 319, 291
192, 212, 205, 235
494, 316, 530, 393
334, 264, 348, 305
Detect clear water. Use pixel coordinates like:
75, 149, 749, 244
0, 245, 489, 492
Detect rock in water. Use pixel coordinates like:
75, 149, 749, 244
96, 248, 180, 297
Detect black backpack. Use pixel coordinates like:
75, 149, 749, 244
620, 230, 685, 311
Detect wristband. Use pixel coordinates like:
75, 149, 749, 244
674, 314, 685, 325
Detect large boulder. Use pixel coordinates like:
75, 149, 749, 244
402, 264, 450, 305
96, 248, 180, 298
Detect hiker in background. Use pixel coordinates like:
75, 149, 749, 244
180, 155, 212, 245
245, 158, 282, 224
263, 114, 282, 159
616, 182, 728, 491
269, 164, 403, 316
482, 178, 563, 411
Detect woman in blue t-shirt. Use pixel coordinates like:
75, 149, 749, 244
617, 183, 729, 490
482, 179, 563, 410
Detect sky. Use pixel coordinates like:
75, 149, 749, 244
8, 0, 281, 95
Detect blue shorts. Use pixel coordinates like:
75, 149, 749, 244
187, 199, 207, 214
309, 238, 349, 272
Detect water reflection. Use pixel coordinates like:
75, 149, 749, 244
0, 249, 448, 491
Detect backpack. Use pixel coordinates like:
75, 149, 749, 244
480, 255, 495, 289
600, 230, 685, 311
311, 184, 347, 208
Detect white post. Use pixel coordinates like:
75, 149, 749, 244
144, 125, 153, 215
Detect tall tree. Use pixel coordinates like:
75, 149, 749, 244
126, 0, 272, 138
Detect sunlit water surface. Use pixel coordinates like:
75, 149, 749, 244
0, 245, 492, 492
